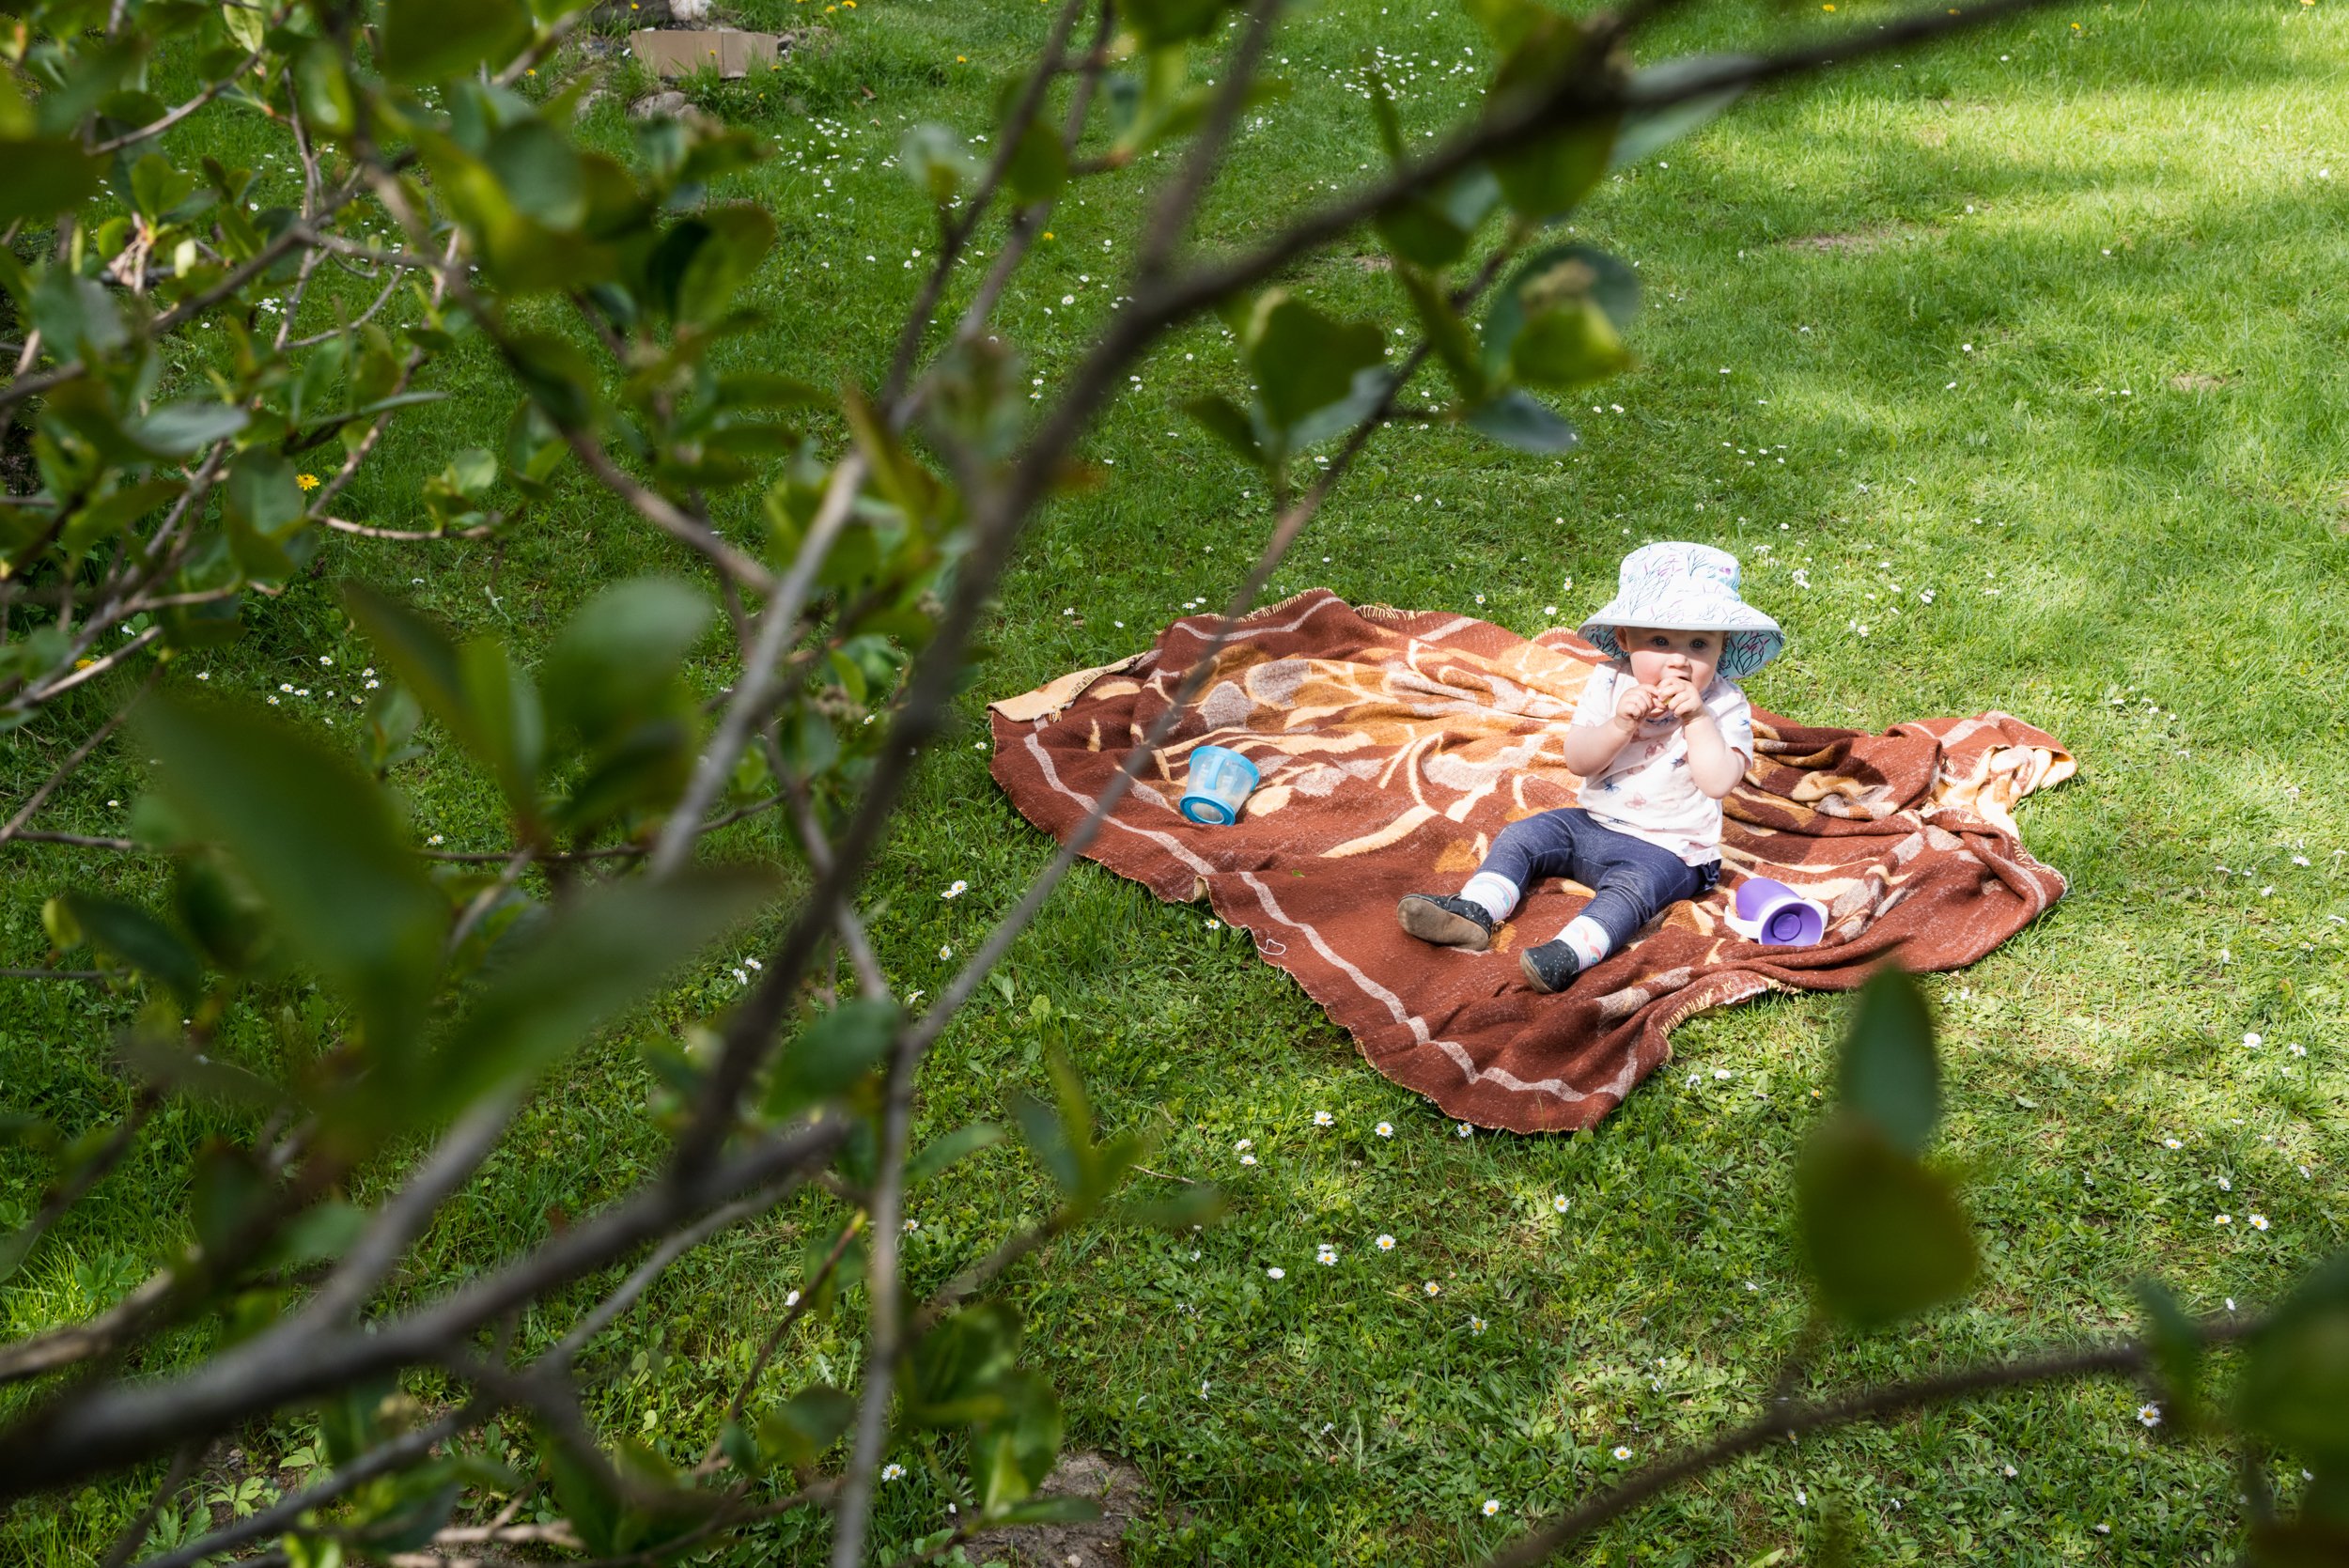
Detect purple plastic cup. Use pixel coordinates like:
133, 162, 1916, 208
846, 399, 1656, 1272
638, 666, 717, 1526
1733, 876, 1827, 947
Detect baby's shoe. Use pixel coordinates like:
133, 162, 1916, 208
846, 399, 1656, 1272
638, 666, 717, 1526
1518, 939, 1584, 994
1396, 893, 1495, 953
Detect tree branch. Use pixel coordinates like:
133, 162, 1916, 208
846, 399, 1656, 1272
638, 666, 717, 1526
0, 1118, 847, 1497
1480, 1312, 2262, 1568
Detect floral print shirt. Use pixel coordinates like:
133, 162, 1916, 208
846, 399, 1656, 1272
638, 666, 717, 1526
1568, 664, 1754, 865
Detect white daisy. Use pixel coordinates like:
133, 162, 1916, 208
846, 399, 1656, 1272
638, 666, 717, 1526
1481, 1498, 1501, 1517
1375, 1122, 1393, 1138
1266, 1266, 1284, 1280
1376, 1234, 1395, 1251
2138, 1404, 2161, 1428
1612, 1445, 1633, 1461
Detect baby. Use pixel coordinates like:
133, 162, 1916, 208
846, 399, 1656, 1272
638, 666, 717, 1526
1397, 541, 1784, 992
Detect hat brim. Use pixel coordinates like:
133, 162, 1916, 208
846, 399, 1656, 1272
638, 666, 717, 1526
1579, 596, 1784, 679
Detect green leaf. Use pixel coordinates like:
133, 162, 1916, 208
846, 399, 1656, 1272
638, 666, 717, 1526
1396, 267, 1486, 404
1182, 395, 1266, 467
2239, 1251, 2349, 1467
1374, 164, 1500, 270
1611, 54, 1759, 169
225, 450, 305, 540
173, 853, 272, 973
140, 695, 445, 1060
1249, 298, 1387, 437
125, 154, 198, 222
485, 118, 585, 229
755, 1386, 855, 1469
1003, 117, 1067, 205
1364, 64, 1404, 165
908, 1124, 1003, 1188
1462, 0, 1545, 50
990, 1494, 1100, 1527
218, 2, 267, 55
1127, 0, 1234, 48
31, 270, 127, 359
1464, 390, 1578, 453
266, 1200, 368, 1271
899, 123, 977, 205
539, 578, 713, 744
1492, 116, 1618, 224
539, 1424, 620, 1556
1287, 365, 1395, 450
1482, 245, 1636, 383
291, 42, 358, 139
60, 478, 185, 559
190, 1141, 271, 1258
0, 138, 100, 225
1835, 968, 1939, 1157
458, 638, 545, 815
345, 586, 540, 815
62, 893, 204, 1001
506, 330, 599, 430
648, 206, 775, 328
2134, 1276, 2204, 1431
765, 998, 899, 1120
713, 373, 829, 411
1796, 1113, 1977, 1327
973, 1370, 1061, 1513
901, 1301, 1022, 1428
344, 583, 468, 738
1008, 1088, 1082, 1199
1112, 1182, 1228, 1233
125, 401, 248, 459
379, 0, 534, 85
422, 868, 773, 1117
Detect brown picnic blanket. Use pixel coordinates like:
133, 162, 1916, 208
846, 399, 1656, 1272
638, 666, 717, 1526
988, 590, 2075, 1133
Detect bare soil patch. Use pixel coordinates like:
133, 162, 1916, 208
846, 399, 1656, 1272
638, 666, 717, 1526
1785, 223, 1931, 254
984, 1452, 1158, 1568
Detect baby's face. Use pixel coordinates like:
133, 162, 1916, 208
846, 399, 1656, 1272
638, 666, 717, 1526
1618, 627, 1721, 692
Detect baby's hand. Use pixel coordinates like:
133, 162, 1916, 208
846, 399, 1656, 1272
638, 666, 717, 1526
1611, 683, 1658, 728
1655, 675, 1704, 722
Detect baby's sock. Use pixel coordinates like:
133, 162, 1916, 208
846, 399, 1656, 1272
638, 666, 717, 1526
1459, 872, 1522, 924
1556, 915, 1614, 970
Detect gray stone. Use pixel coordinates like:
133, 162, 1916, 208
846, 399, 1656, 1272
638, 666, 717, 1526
628, 89, 690, 120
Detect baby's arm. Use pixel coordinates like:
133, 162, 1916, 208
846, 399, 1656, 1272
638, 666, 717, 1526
1560, 680, 1654, 775
1680, 713, 1747, 798
1657, 676, 1747, 797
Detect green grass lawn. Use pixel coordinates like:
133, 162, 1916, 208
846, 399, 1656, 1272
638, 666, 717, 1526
7, 0, 2349, 1561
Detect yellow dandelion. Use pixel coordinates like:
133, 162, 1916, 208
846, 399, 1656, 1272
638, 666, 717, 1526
1042, 230, 1055, 240
957, 54, 967, 61
296, 473, 320, 491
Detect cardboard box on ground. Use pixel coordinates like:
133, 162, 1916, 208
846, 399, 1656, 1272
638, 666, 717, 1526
629, 26, 786, 79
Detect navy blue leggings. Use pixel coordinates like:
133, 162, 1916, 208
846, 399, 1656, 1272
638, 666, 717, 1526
1479, 808, 1719, 951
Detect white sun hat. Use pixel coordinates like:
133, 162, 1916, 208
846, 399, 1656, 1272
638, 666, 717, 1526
1577, 540, 1784, 679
